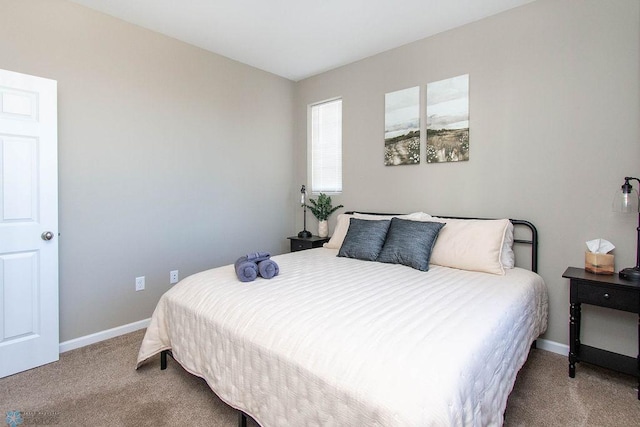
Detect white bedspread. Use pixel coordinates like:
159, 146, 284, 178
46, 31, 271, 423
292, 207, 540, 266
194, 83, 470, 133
137, 248, 548, 426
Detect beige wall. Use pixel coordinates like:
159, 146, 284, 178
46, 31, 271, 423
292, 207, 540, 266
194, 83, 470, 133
1, 0, 638, 352
295, 0, 640, 353
0, 0, 295, 341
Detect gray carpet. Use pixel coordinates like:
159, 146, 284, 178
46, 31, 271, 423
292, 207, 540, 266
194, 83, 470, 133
1, 330, 639, 426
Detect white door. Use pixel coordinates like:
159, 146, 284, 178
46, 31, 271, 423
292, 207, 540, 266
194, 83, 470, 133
0, 68, 58, 378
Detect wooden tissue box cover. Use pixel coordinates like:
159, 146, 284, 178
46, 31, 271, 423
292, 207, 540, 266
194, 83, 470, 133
585, 251, 614, 275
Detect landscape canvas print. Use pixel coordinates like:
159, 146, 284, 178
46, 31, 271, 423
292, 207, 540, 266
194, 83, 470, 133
426, 74, 469, 163
384, 86, 420, 166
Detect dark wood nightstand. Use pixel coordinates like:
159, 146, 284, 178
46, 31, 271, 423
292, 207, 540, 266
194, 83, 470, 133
562, 267, 640, 399
287, 235, 330, 252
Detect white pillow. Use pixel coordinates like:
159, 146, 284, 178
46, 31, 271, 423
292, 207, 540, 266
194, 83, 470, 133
353, 212, 398, 220
501, 221, 515, 269
323, 213, 354, 249
429, 218, 510, 275
325, 212, 433, 249
354, 212, 433, 221
431, 217, 515, 269
403, 212, 433, 222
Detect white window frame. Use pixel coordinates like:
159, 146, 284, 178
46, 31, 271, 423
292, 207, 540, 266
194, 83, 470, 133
308, 97, 342, 194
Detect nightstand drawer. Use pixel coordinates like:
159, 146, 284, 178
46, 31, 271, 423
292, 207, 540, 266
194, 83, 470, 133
577, 282, 639, 312
287, 236, 330, 252
291, 240, 313, 251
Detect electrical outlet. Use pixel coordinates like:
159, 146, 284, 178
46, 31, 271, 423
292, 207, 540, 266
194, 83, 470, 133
135, 276, 145, 291
170, 270, 179, 284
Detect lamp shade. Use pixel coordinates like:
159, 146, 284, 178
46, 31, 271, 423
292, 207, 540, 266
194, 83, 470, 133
613, 177, 640, 281
612, 179, 639, 213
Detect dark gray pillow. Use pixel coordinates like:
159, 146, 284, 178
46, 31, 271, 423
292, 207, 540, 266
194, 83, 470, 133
377, 218, 445, 271
338, 218, 391, 261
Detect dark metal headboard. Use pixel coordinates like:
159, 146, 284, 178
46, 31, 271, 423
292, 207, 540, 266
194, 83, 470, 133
344, 211, 539, 273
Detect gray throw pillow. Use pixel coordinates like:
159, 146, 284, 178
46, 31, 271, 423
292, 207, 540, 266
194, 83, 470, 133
377, 218, 445, 271
337, 218, 391, 261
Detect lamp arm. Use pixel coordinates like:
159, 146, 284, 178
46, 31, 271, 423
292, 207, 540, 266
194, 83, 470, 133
624, 176, 640, 186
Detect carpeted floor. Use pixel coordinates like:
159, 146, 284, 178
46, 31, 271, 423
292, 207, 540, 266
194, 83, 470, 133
1, 330, 639, 426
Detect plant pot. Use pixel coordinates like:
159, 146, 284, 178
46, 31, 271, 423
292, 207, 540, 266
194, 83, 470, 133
318, 220, 329, 238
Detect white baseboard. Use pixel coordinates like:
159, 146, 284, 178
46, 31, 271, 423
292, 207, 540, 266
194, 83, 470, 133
536, 338, 569, 356
59, 318, 150, 353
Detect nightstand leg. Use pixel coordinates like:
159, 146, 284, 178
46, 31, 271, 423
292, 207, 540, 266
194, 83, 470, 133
569, 302, 580, 377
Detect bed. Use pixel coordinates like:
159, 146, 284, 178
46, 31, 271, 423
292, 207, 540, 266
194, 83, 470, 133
136, 212, 548, 426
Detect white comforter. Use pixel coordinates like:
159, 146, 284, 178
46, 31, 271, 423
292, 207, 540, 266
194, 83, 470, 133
137, 248, 548, 426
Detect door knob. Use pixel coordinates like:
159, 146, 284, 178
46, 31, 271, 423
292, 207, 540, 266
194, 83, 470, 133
41, 231, 54, 241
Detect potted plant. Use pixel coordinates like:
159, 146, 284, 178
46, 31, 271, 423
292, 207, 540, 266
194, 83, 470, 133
305, 193, 344, 238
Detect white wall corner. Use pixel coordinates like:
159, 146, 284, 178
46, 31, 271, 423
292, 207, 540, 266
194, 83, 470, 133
59, 318, 150, 353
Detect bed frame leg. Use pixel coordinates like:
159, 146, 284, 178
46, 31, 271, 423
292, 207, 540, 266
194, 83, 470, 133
161, 350, 168, 370
238, 412, 247, 427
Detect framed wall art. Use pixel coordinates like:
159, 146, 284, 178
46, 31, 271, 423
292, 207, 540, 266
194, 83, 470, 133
384, 86, 420, 166
426, 74, 469, 163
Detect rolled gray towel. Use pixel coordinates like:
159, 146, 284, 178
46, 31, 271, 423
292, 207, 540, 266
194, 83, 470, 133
246, 251, 271, 262
234, 256, 258, 282
258, 259, 279, 279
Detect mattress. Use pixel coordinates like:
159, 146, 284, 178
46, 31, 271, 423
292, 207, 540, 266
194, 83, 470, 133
137, 247, 548, 426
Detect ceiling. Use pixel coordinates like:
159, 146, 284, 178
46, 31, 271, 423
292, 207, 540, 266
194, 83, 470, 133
69, 0, 535, 81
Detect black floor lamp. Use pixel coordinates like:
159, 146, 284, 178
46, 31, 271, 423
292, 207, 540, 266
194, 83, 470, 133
298, 185, 312, 238
613, 176, 640, 281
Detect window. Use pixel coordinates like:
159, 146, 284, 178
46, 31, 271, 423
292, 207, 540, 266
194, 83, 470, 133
310, 98, 342, 193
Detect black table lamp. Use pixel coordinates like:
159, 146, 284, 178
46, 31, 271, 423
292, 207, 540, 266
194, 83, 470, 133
613, 176, 640, 281
298, 185, 312, 238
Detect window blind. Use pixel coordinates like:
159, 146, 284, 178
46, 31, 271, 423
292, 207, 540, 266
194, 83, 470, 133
310, 98, 342, 193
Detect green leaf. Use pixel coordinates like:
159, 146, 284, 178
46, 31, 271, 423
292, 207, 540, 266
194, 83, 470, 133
304, 193, 344, 221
